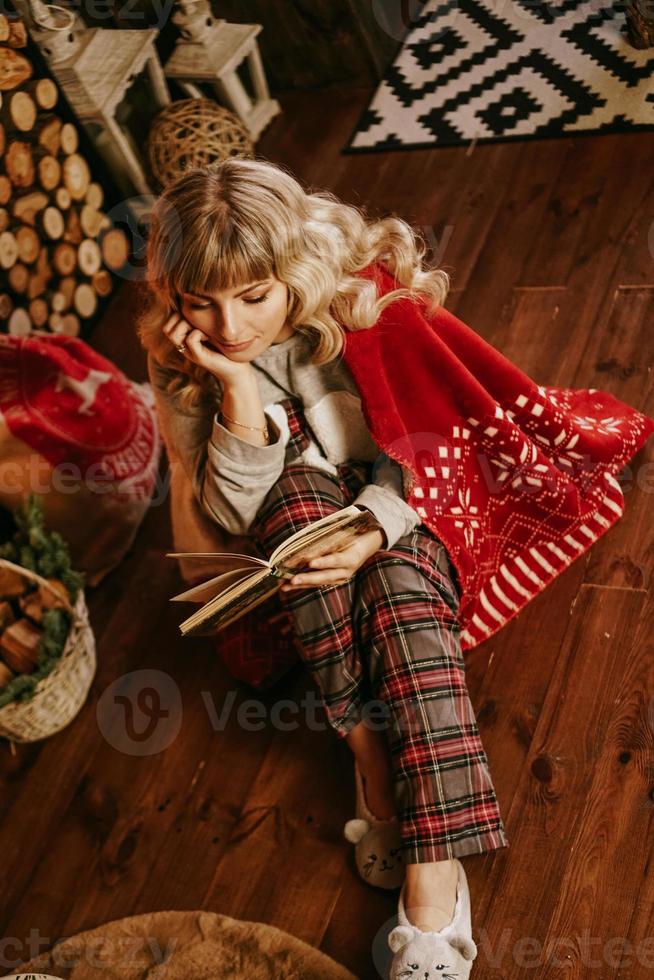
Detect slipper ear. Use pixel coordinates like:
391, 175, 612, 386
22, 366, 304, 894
388, 925, 416, 953
343, 818, 370, 843
448, 933, 478, 961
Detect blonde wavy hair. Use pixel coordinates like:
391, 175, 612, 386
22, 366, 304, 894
136, 156, 451, 410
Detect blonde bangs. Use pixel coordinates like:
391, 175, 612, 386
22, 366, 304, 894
170, 214, 274, 308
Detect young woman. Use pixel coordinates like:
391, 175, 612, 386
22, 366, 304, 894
137, 156, 652, 978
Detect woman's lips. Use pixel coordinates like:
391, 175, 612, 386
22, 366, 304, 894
219, 338, 255, 351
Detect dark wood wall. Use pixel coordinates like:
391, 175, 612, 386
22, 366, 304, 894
212, 0, 404, 90
90, 0, 405, 91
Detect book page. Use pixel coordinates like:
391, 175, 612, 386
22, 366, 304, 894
179, 567, 279, 637
271, 505, 382, 572
166, 551, 269, 567
170, 567, 260, 603
266, 503, 361, 564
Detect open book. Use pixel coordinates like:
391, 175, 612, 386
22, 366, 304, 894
166, 504, 382, 637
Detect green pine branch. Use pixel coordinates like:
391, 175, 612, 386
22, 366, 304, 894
0, 495, 86, 709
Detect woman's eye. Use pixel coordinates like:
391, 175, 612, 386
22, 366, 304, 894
187, 294, 268, 309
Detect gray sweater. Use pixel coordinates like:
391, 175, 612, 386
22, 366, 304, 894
147, 329, 422, 552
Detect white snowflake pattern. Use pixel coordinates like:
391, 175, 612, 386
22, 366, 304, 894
570, 414, 624, 437
450, 485, 480, 548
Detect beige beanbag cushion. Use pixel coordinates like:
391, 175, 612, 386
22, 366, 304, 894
6, 909, 357, 980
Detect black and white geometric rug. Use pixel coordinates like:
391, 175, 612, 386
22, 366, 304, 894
345, 0, 654, 151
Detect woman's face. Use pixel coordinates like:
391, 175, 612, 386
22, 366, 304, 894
177, 274, 294, 358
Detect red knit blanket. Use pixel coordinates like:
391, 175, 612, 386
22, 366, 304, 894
341, 262, 654, 650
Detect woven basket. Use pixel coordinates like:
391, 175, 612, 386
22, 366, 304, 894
147, 98, 254, 190
0, 558, 96, 744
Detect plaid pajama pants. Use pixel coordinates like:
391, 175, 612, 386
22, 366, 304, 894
250, 397, 510, 864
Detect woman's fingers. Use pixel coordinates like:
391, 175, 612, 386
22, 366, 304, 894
179, 328, 202, 356
164, 322, 211, 363
163, 315, 191, 349
279, 550, 355, 589
185, 332, 228, 372
163, 315, 207, 356
162, 313, 183, 336
162, 312, 184, 330
307, 554, 338, 567
279, 531, 383, 593
281, 567, 352, 590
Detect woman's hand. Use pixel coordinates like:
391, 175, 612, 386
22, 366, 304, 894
280, 527, 386, 592
162, 313, 254, 387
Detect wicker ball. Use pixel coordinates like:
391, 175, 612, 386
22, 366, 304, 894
147, 98, 255, 189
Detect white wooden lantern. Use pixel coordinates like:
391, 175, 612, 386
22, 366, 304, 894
164, 1, 281, 141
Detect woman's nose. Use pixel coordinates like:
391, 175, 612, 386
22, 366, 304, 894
215, 306, 241, 341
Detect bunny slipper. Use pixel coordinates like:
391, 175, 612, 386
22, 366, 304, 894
387, 858, 478, 980
343, 761, 405, 890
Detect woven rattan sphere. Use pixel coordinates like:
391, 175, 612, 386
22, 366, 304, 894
147, 98, 254, 189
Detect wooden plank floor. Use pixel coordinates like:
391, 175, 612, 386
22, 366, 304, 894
1, 86, 653, 979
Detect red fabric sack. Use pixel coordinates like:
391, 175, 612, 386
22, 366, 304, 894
0, 331, 162, 585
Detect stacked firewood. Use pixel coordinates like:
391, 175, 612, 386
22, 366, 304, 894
0, 12, 129, 336
0, 562, 70, 689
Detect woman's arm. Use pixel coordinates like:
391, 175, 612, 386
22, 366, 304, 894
219, 367, 270, 448
147, 354, 288, 536
279, 456, 421, 592
353, 454, 422, 549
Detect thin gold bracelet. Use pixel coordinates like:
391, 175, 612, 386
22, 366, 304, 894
220, 409, 269, 441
